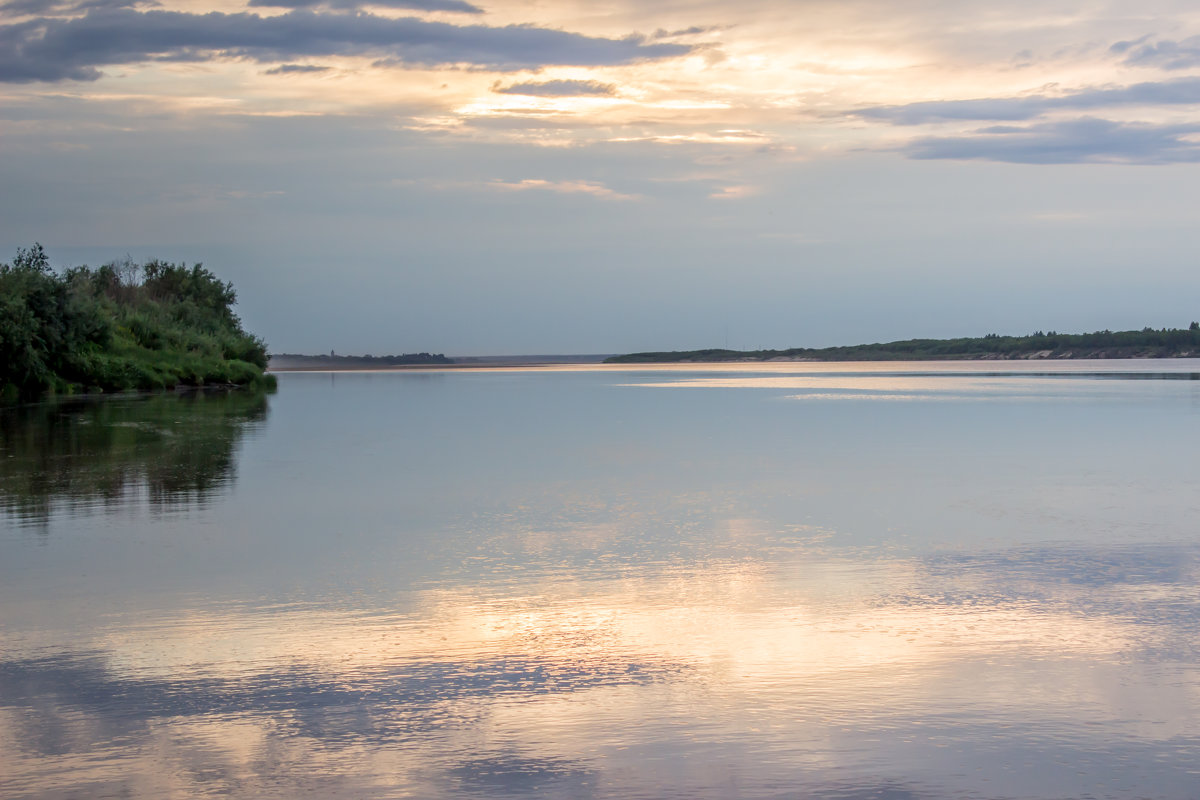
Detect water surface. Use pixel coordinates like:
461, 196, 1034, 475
2, 362, 1199, 799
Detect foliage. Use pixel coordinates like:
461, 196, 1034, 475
1, 245, 274, 401
270, 352, 453, 367
606, 325, 1200, 364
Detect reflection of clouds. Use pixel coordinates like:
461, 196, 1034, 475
5, 542, 1189, 686
4, 540, 1200, 797
782, 392, 1047, 401
621, 374, 1157, 400
0, 646, 679, 797
918, 543, 1200, 659
449, 752, 597, 796
0, 651, 683, 731
450, 493, 820, 579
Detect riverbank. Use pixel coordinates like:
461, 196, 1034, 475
268, 353, 615, 371
605, 326, 1200, 364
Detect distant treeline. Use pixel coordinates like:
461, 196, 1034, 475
270, 352, 453, 368
1, 244, 274, 402
606, 325, 1200, 364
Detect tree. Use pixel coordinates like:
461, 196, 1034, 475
2, 246, 272, 399
7, 243, 50, 274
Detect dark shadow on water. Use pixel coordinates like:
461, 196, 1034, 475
0, 648, 687, 755
449, 753, 598, 798
0, 389, 269, 529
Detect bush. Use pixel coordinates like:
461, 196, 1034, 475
1, 246, 272, 401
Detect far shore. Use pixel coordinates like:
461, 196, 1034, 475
267, 354, 615, 371
267, 353, 1200, 373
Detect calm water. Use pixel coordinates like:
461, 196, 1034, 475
2, 362, 1200, 799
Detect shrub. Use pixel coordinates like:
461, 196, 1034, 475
2, 246, 272, 401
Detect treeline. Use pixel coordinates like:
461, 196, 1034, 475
606, 325, 1200, 364
269, 352, 453, 368
1, 244, 274, 402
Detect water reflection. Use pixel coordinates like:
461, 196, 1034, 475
4, 540, 1200, 797
3, 366, 1200, 799
624, 372, 1200, 402
0, 390, 268, 530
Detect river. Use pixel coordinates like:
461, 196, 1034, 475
2, 362, 1199, 799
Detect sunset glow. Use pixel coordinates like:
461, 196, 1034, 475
6, 0, 1200, 353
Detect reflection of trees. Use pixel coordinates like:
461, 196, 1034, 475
0, 390, 268, 526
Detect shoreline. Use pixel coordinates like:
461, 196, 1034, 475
268, 354, 615, 371
266, 355, 1200, 374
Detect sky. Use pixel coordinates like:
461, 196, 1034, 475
3, 0, 1200, 355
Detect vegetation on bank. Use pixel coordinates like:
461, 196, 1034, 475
606, 325, 1200, 364
269, 352, 453, 368
1, 244, 274, 402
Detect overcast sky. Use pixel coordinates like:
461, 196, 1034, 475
4, 0, 1200, 354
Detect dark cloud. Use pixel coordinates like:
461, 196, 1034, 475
247, 0, 483, 14
649, 25, 724, 40
900, 117, 1200, 164
858, 77, 1200, 124
1113, 35, 1200, 70
0, 0, 54, 12
492, 78, 615, 97
859, 97, 1049, 124
0, 8, 692, 82
264, 62, 330, 74
0, 0, 155, 15
1108, 34, 1151, 55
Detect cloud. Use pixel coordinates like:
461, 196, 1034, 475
1113, 35, 1200, 70
858, 78, 1200, 124
0, 0, 155, 15
709, 184, 757, 200
0, 8, 693, 83
247, 0, 483, 14
899, 117, 1200, 164
491, 79, 615, 97
609, 130, 770, 146
490, 178, 640, 201
649, 25, 725, 41
263, 62, 330, 74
